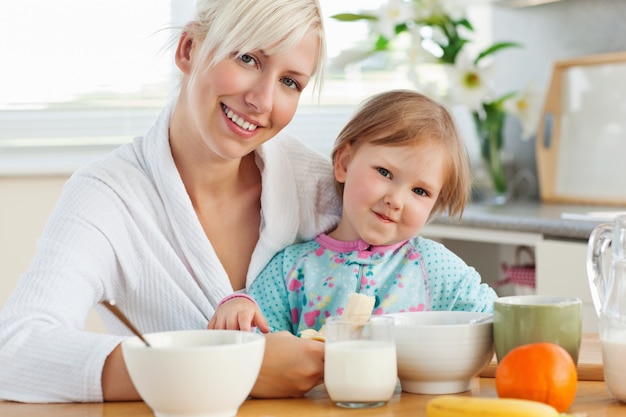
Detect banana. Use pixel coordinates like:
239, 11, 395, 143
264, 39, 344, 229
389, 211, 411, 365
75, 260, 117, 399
343, 293, 376, 319
426, 395, 572, 417
299, 293, 375, 341
299, 328, 326, 341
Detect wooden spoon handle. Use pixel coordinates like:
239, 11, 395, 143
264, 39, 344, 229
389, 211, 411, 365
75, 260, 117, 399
101, 300, 151, 347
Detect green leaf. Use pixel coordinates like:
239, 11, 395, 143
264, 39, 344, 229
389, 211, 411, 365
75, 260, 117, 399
440, 38, 469, 64
454, 17, 474, 32
482, 92, 516, 113
330, 13, 378, 22
395, 22, 409, 35
494, 91, 518, 105
474, 42, 523, 65
374, 35, 391, 51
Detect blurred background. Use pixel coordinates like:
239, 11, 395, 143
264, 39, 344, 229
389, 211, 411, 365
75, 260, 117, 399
1, 0, 625, 332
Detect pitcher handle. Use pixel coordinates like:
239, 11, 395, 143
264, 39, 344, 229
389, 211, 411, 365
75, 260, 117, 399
587, 223, 613, 317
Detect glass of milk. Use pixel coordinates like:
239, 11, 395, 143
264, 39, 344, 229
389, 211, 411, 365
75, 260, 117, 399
324, 315, 397, 408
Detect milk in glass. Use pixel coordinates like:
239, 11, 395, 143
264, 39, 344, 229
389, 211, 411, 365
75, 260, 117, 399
325, 340, 397, 402
602, 339, 626, 401
323, 315, 397, 408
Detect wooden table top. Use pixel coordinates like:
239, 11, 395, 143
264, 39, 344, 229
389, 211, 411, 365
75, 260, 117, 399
1, 377, 625, 417
481, 333, 604, 381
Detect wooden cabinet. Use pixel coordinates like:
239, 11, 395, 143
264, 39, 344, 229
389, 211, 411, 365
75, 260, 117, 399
536, 239, 596, 332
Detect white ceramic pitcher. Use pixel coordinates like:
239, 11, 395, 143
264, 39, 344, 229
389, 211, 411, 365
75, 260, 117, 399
587, 214, 626, 401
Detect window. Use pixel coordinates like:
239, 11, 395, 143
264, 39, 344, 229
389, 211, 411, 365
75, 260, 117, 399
1, 0, 179, 110
1, 0, 194, 156
0, 0, 414, 170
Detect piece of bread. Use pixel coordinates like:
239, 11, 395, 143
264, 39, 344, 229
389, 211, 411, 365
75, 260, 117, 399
299, 293, 375, 341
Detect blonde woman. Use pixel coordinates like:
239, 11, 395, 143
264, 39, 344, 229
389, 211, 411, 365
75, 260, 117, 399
0, 0, 340, 402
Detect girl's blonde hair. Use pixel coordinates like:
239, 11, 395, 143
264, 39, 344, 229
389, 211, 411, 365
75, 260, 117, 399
331, 90, 471, 220
185, 0, 326, 94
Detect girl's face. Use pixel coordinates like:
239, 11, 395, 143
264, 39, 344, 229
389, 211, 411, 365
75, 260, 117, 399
331, 142, 447, 246
175, 29, 319, 162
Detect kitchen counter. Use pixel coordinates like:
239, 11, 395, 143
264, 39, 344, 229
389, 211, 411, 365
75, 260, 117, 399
422, 201, 626, 334
432, 201, 626, 240
481, 333, 603, 381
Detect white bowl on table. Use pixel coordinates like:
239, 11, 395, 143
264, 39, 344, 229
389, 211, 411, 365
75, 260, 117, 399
389, 311, 494, 395
121, 329, 265, 417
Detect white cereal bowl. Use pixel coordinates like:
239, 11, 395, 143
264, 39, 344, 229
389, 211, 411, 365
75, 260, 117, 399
121, 329, 265, 417
389, 311, 494, 395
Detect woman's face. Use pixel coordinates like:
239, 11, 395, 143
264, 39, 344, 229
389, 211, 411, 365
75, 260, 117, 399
176, 29, 319, 162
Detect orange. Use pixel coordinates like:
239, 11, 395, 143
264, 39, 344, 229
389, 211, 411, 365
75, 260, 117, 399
495, 342, 578, 413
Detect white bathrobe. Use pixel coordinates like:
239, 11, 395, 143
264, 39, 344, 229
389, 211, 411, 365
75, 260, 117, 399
0, 101, 341, 402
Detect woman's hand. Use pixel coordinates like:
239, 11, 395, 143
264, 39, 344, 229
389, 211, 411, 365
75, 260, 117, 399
250, 331, 325, 398
207, 297, 270, 333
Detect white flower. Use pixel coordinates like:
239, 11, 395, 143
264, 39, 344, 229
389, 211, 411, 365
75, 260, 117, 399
406, 26, 438, 64
439, 0, 465, 21
412, 0, 440, 20
505, 81, 541, 140
444, 51, 493, 112
375, 0, 415, 40
413, 0, 464, 21
428, 24, 448, 47
333, 0, 534, 143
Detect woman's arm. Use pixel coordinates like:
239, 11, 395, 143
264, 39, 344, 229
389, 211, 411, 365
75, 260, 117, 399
102, 345, 140, 401
103, 332, 324, 400
250, 332, 324, 398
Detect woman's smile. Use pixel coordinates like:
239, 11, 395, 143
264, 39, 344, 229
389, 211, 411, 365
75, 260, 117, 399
221, 103, 259, 132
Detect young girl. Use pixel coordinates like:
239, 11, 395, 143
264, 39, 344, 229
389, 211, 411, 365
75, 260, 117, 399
211, 89, 497, 335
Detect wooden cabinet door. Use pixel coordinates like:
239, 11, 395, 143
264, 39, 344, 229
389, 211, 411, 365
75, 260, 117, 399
536, 239, 597, 333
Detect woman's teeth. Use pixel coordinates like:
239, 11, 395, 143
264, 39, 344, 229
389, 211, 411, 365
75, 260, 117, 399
223, 105, 257, 131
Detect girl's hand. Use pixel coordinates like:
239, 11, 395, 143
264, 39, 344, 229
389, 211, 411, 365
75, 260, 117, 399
207, 297, 270, 333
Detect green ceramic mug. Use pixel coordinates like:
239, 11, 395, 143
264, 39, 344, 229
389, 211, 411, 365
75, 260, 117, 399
493, 295, 582, 364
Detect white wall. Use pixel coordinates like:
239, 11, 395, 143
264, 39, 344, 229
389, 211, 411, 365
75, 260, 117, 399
0, 175, 106, 331
493, 0, 626, 92
491, 0, 626, 198
0, 176, 66, 306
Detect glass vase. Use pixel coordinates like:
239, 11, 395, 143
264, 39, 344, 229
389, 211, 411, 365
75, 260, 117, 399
473, 108, 509, 205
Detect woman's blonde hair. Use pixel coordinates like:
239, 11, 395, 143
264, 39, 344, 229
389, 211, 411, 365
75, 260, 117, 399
331, 89, 471, 221
185, 0, 326, 94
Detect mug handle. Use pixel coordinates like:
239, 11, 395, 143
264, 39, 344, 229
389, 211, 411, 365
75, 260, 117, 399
587, 223, 613, 318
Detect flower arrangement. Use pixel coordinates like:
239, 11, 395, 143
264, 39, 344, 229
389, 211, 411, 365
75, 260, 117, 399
331, 0, 539, 201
